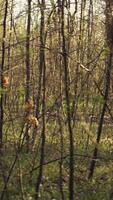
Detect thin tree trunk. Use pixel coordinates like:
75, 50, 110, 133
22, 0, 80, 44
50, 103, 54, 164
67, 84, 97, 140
57, 109, 65, 200
88, 0, 113, 179
25, 0, 32, 151
35, 0, 46, 198
0, 0, 8, 146
61, 1, 74, 199
26, 0, 31, 101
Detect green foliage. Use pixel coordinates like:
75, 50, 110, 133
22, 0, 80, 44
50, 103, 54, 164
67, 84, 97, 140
0, 87, 6, 97
50, 0, 55, 8
103, 47, 111, 56
92, 95, 105, 105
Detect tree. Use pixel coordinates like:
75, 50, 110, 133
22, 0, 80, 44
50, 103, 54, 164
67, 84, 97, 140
88, 0, 113, 179
0, 0, 8, 146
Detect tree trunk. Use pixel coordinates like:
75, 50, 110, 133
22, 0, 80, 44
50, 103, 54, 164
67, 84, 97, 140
0, 0, 8, 146
35, 0, 46, 199
61, 1, 74, 199
88, 0, 113, 179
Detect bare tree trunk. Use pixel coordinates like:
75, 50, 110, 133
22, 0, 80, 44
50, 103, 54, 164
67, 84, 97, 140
61, 1, 74, 199
26, 0, 31, 102
0, 0, 8, 146
25, 0, 32, 151
88, 0, 113, 179
57, 109, 65, 200
32, 0, 44, 146
86, 0, 93, 107
35, 0, 46, 198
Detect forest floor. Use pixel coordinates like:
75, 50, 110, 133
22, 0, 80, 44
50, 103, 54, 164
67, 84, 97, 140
0, 122, 113, 200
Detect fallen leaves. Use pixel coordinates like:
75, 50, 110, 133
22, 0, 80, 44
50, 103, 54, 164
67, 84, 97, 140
26, 114, 38, 127
25, 99, 34, 111
3, 76, 9, 88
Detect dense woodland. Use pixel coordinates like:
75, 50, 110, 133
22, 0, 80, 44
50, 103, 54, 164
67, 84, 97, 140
0, 0, 113, 199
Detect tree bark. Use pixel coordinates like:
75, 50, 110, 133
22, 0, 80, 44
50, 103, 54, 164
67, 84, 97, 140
61, 1, 74, 199
0, 0, 8, 146
35, 0, 46, 199
88, 0, 113, 179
